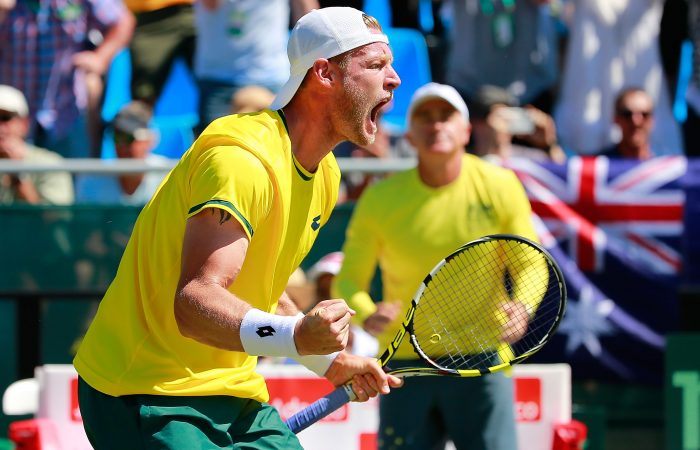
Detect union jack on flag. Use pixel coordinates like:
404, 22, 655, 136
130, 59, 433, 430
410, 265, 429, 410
504, 156, 686, 273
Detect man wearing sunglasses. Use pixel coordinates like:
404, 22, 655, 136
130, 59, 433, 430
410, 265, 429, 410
76, 100, 169, 205
600, 87, 656, 160
0, 85, 73, 205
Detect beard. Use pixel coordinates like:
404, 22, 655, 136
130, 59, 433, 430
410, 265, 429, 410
336, 77, 377, 147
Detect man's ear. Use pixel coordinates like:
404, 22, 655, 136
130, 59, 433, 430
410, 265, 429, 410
310, 59, 336, 88
18, 116, 30, 139
405, 128, 416, 148
463, 122, 472, 147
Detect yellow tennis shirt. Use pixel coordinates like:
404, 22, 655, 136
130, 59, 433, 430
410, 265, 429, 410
333, 154, 537, 360
74, 110, 340, 401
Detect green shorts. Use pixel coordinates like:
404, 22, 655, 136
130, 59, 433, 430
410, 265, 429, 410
77, 377, 302, 450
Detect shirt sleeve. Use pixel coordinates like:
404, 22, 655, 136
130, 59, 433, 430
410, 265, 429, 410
500, 170, 538, 242
332, 192, 381, 323
187, 146, 273, 240
497, 170, 546, 314
87, 0, 128, 30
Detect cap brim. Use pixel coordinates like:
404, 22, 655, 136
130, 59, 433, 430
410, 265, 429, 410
406, 95, 469, 126
270, 73, 307, 110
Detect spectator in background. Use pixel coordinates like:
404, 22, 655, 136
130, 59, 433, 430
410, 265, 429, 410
554, 0, 683, 156
445, 0, 561, 114
127, 0, 196, 107
334, 83, 537, 449
599, 88, 657, 160
75, 101, 169, 205
230, 85, 276, 114
194, 0, 318, 132
469, 85, 566, 163
0, 0, 134, 158
0, 85, 74, 205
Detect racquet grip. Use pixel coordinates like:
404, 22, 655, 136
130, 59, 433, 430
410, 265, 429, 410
285, 384, 356, 434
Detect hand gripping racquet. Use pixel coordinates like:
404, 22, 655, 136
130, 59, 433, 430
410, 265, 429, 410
285, 234, 567, 434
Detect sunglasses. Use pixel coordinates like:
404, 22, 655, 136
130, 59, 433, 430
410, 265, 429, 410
113, 130, 136, 145
0, 112, 18, 123
617, 109, 652, 120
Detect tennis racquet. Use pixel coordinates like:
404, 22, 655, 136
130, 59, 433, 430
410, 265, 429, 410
285, 234, 566, 434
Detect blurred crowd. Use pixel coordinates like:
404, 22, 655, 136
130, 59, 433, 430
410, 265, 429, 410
0, 0, 697, 206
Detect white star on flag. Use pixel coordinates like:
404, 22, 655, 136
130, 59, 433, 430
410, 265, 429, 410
558, 285, 616, 356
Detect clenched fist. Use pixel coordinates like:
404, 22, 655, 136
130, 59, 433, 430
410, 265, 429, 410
294, 299, 355, 355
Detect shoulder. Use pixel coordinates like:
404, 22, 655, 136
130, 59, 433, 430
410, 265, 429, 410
87, 0, 129, 21
24, 144, 64, 162
464, 153, 519, 182
364, 167, 415, 198
198, 110, 288, 163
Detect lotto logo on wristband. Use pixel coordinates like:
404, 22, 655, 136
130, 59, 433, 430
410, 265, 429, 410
256, 326, 276, 337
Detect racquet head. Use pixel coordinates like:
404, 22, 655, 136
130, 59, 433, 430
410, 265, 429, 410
388, 234, 566, 377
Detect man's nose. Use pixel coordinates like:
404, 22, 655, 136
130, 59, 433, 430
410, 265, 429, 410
385, 64, 401, 91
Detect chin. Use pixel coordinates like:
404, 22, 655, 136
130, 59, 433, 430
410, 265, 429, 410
426, 144, 454, 154
348, 126, 375, 148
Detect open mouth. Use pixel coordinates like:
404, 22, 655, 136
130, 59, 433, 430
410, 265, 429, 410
370, 96, 392, 126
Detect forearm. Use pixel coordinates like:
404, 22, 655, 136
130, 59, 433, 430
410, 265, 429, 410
174, 279, 252, 351
94, 11, 135, 65
276, 291, 302, 316
11, 176, 41, 204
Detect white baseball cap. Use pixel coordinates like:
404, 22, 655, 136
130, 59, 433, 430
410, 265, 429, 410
406, 82, 470, 125
0, 85, 29, 117
270, 7, 389, 110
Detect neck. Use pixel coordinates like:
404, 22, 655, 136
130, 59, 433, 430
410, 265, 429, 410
118, 174, 145, 195
417, 150, 463, 188
617, 142, 652, 160
282, 98, 342, 173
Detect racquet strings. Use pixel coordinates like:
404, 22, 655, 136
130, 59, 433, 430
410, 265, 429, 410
411, 239, 562, 372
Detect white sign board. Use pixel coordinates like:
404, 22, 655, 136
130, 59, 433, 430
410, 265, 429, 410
4, 363, 571, 450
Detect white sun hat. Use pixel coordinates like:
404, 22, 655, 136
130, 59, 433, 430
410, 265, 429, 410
406, 82, 470, 125
270, 7, 389, 110
0, 85, 29, 117
306, 251, 344, 282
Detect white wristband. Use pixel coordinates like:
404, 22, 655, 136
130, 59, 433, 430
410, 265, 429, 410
294, 352, 341, 377
289, 312, 340, 376
240, 309, 301, 358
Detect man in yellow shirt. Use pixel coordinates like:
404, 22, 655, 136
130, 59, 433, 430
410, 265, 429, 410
74, 7, 402, 449
334, 82, 538, 450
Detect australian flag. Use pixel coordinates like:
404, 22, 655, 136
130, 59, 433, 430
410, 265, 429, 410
501, 156, 697, 385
